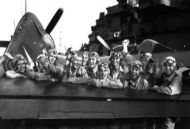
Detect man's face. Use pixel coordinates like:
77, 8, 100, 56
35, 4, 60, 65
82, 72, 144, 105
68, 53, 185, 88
164, 63, 175, 76
82, 54, 89, 66
89, 57, 97, 68
48, 49, 57, 64
48, 55, 56, 64
99, 68, 110, 80
73, 56, 82, 69
140, 54, 150, 64
111, 57, 120, 69
130, 67, 140, 80
17, 60, 26, 73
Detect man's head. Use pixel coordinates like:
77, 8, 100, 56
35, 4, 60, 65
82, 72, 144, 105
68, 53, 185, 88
88, 52, 100, 69
47, 49, 57, 64
130, 60, 143, 80
98, 62, 110, 80
109, 51, 122, 70
139, 51, 152, 66
162, 56, 176, 76
48, 49, 57, 56
36, 54, 49, 72
14, 54, 27, 73
72, 51, 83, 69
82, 51, 89, 66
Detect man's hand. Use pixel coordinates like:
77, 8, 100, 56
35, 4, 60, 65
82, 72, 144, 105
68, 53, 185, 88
122, 39, 130, 53
122, 39, 130, 46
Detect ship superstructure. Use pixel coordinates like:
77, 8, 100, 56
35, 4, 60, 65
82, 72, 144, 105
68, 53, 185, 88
87, 0, 190, 57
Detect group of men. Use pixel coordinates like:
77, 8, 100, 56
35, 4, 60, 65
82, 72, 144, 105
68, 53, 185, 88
0, 39, 183, 129
0, 39, 182, 95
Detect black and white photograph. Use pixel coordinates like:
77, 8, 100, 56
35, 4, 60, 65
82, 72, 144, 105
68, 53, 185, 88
0, 0, 190, 129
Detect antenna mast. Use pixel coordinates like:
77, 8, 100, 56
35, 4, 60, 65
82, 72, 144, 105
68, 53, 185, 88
25, 0, 27, 14
59, 31, 62, 52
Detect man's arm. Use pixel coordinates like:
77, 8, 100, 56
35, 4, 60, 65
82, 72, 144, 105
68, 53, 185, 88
153, 76, 182, 95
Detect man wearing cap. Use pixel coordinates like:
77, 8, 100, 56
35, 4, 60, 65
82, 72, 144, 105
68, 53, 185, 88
109, 51, 125, 82
139, 52, 153, 69
64, 47, 73, 66
5, 54, 27, 78
47, 48, 63, 81
82, 51, 89, 67
4, 54, 44, 80
139, 51, 161, 86
5, 54, 35, 79
62, 51, 88, 83
122, 60, 149, 129
36, 54, 49, 73
124, 60, 149, 90
86, 52, 100, 79
28, 53, 62, 81
152, 56, 182, 129
27, 54, 52, 81
34, 53, 63, 81
47, 49, 57, 64
152, 56, 181, 95
89, 62, 123, 88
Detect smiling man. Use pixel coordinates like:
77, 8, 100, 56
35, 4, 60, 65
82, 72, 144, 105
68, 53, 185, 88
86, 52, 100, 79
124, 60, 149, 90
152, 56, 182, 129
62, 51, 88, 83
109, 51, 125, 82
152, 56, 181, 95
5, 54, 29, 78
89, 62, 123, 88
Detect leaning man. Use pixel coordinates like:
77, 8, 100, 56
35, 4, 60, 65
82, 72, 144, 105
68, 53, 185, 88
152, 56, 181, 95
152, 56, 182, 129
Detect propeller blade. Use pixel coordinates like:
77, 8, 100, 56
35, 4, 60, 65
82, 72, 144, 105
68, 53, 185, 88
45, 8, 63, 34
0, 41, 10, 47
158, 43, 177, 52
97, 35, 112, 50
23, 46, 34, 70
112, 44, 137, 52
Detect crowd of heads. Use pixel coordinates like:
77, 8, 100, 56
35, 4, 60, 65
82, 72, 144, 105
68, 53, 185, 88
0, 38, 184, 95
0, 40, 183, 129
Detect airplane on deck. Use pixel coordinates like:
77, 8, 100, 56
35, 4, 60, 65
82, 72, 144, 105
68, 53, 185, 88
0, 8, 63, 64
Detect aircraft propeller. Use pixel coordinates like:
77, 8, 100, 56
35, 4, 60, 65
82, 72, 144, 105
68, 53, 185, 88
0, 8, 63, 49
45, 8, 63, 34
97, 35, 112, 51
97, 35, 136, 52
97, 35, 137, 65
0, 41, 10, 47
